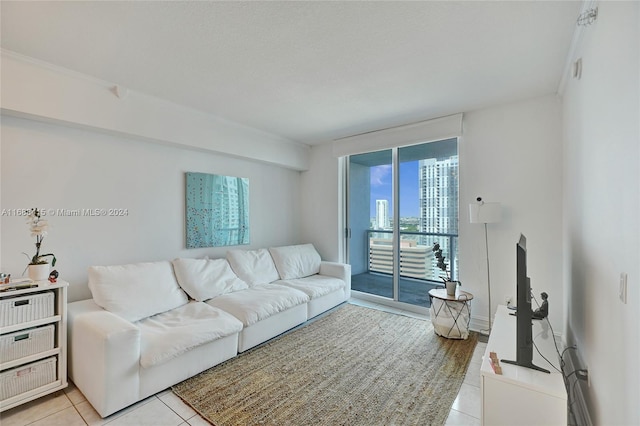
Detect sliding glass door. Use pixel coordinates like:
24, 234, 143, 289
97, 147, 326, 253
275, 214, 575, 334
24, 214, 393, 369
348, 149, 394, 299
347, 139, 459, 310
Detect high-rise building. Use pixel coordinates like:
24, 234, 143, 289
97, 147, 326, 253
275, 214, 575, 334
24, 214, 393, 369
419, 156, 459, 277
375, 199, 390, 230
419, 156, 459, 234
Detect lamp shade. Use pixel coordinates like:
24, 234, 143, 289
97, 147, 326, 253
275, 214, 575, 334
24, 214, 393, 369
469, 202, 502, 224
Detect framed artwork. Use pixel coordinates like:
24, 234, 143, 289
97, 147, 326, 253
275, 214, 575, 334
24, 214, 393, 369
186, 172, 249, 248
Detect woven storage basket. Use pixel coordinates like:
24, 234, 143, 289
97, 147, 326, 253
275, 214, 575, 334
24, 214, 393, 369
0, 325, 55, 364
0, 292, 54, 327
429, 298, 471, 340
0, 356, 57, 400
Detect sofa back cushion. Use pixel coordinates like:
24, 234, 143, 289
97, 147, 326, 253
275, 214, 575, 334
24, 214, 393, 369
269, 243, 321, 280
226, 248, 280, 286
88, 261, 188, 322
172, 258, 249, 301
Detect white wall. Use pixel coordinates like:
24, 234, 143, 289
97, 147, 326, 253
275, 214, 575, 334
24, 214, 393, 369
1, 116, 302, 302
302, 95, 564, 331
1, 50, 310, 172
562, 2, 639, 425
0, 53, 309, 303
459, 95, 564, 331
299, 142, 343, 262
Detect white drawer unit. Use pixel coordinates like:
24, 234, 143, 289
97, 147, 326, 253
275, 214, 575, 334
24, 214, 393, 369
0, 281, 68, 412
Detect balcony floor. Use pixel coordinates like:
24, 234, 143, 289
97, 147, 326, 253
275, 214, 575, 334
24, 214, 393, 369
351, 272, 442, 308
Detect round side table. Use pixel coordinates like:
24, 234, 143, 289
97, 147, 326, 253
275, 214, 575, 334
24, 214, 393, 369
428, 288, 474, 340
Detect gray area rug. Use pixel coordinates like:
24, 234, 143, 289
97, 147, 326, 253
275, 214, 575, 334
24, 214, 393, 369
173, 303, 477, 425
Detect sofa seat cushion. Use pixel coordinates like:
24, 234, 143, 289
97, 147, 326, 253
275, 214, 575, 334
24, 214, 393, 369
206, 284, 309, 327
137, 301, 243, 368
276, 274, 346, 299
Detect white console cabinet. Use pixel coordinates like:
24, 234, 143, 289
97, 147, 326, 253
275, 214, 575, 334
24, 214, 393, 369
0, 280, 68, 411
481, 305, 567, 426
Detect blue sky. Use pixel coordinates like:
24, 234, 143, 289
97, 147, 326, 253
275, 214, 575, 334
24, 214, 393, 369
370, 161, 420, 217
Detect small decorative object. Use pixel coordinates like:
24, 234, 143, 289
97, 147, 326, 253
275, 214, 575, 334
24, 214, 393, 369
444, 280, 458, 297
28, 264, 50, 281
48, 270, 59, 283
532, 292, 549, 320
489, 352, 503, 375
432, 243, 459, 296
22, 208, 57, 281
0, 273, 10, 284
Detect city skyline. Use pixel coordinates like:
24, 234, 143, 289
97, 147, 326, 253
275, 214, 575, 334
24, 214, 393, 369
370, 160, 420, 217
368, 154, 459, 281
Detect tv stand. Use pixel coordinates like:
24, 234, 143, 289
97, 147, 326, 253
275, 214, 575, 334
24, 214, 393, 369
480, 306, 566, 425
501, 358, 550, 374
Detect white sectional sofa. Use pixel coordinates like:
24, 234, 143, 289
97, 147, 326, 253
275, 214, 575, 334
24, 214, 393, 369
67, 244, 350, 418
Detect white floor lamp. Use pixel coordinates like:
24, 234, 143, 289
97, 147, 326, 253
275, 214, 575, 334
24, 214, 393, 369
469, 197, 502, 335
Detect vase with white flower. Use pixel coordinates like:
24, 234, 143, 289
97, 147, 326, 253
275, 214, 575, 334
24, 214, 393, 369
23, 208, 57, 281
432, 242, 459, 296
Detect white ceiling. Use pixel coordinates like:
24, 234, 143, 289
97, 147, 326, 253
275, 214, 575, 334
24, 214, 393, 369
1, 1, 580, 145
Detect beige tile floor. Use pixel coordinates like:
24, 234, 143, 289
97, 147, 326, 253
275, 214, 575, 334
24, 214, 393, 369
0, 300, 484, 426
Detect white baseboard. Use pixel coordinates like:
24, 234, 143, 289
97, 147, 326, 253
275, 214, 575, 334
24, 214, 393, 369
470, 315, 489, 334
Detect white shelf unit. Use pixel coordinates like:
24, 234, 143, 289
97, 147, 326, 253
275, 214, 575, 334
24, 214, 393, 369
480, 305, 567, 426
0, 280, 68, 411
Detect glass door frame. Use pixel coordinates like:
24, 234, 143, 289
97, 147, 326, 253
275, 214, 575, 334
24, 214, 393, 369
345, 147, 429, 316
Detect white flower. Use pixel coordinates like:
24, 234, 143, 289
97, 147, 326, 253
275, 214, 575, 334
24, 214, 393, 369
23, 208, 57, 267
30, 220, 49, 236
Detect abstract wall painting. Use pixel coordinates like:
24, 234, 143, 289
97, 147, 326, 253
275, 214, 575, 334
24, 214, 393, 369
186, 172, 249, 248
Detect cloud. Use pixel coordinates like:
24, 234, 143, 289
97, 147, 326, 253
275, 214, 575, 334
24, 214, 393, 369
370, 165, 391, 186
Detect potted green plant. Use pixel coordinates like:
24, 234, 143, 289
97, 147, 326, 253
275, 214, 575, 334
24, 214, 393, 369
432, 242, 458, 296
23, 208, 56, 281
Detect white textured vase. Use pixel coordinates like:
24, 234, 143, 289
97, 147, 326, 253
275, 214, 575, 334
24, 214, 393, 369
445, 280, 457, 296
28, 263, 50, 281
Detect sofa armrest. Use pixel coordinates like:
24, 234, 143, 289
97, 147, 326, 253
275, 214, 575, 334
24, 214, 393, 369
319, 261, 351, 299
68, 299, 141, 417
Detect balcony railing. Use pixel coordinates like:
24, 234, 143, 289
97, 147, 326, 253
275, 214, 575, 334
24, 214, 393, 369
366, 230, 458, 282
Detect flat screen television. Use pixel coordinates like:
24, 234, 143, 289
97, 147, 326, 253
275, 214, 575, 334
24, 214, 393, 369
501, 234, 550, 374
